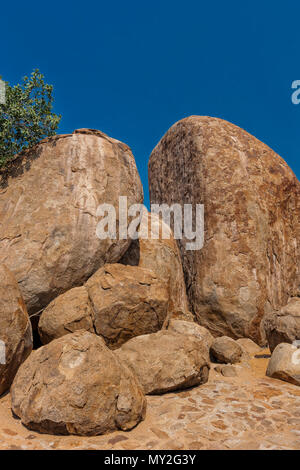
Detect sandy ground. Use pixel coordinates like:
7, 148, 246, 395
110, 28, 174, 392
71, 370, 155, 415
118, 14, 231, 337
0, 349, 299, 450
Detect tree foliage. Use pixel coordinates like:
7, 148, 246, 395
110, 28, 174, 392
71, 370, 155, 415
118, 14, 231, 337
0, 69, 61, 167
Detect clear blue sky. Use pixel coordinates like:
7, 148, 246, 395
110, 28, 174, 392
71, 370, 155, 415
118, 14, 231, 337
2, 1, 300, 206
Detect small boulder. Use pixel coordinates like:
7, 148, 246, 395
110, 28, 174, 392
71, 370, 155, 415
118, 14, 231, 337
116, 329, 210, 395
210, 336, 243, 364
263, 298, 300, 352
85, 264, 169, 349
11, 330, 147, 436
0, 265, 32, 396
215, 364, 238, 377
266, 343, 300, 386
167, 319, 214, 349
38, 287, 94, 344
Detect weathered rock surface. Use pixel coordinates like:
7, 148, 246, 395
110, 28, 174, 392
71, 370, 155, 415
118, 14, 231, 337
120, 209, 189, 314
236, 338, 262, 356
0, 266, 32, 396
85, 264, 169, 349
39, 264, 169, 349
38, 287, 95, 344
0, 129, 143, 315
266, 343, 300, 386
210, 336, 243, 364
116, 329, 210, 395
263, 297, 300, 352
167, 319, 214, 349
11, 331, 147, 436
149, 116, 300, 344
214, 364, 238, 377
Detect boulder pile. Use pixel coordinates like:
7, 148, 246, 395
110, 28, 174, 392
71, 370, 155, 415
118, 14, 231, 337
0, 118, 299, 439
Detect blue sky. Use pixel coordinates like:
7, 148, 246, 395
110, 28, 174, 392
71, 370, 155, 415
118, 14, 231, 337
2, 1, 300, 206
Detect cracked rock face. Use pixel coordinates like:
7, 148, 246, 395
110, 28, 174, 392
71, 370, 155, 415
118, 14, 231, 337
149, 116, 300, 345
115, 329, 210, 395
39, 263, 169, 349
11, 330, 147, 436
263, 297, 300, 352
0, 129, 143, 315
0, 265, 32, 396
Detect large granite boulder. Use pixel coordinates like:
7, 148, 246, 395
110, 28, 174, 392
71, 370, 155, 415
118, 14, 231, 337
39, 264, 169, 349
11, 331, 147, 436
266, 342, 300, 386
0, 129, 143, 315
263, 297, 300, 352
0, 265, 32, 396
149, 116, 300, 344
116, 329, 210, 394
120, 209, 189, 314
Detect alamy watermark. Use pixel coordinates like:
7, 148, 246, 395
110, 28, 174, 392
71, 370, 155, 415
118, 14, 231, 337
96, 197, 204, 251
0, 340, 6, 365
0, 79, 5, 105
291, 80, 300, 104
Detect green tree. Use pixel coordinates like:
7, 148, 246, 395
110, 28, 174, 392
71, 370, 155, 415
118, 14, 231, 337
0, 69, 61, 167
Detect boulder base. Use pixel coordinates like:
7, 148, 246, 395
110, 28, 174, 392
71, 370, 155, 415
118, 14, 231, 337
11, 331, 147, 436
116, 329, 210, 395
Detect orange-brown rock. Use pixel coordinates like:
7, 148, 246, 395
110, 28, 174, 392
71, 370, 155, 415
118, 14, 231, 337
167, 319, 214, 350
85, 264, 169, 349
149, 116, 300, 345
263, 297, 300, 352
0, 265, 32, 396
116, 329, 210, 394
210, 336, 243, 364
38, 287, 95, 345
0, 129, 143, 315
120, 209, 189, 314
11, 330, 147, 436
236, 338, 262, 356
266, 342, 300, 386
39, 264, 169, 349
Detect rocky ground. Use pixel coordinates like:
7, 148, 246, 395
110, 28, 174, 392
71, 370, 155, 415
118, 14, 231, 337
0, 350, 299, 451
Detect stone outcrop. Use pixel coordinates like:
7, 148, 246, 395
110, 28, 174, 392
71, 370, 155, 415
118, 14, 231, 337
149, 116, 300, 345
39, 264, 169, 349
266, 342, 300, 386
263, 297, 300, 352
120, 209, 189, 314
11, 330, 147, 436
210, 336, 243, 364
116, 329, 210, 394
0, 129, 143, 315
0, 266, 32, 396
